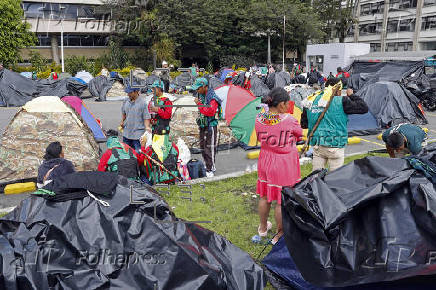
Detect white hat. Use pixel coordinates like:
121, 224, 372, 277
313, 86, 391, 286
245, 72, 251, 78
162, 60, 168, 66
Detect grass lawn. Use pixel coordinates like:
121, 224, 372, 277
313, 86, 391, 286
163, 153, 387, 267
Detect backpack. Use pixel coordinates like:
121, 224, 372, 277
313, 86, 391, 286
109, 148, 140, 179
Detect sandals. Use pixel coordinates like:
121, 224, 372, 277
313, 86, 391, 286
258, 221, 272, 237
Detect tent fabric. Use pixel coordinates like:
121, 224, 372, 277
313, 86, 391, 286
263, 237, 436, 290
71, 77, 87, 85
0, 69, 87, 107
230, 98, 261, 145
249, 75, 270, 97
347, 112, 381, 136
0, 178, 266, 289
75, 71, 93, 83
88, 75, 114, 101
23, 95, 73, 113
207, 76, 224, 90
172, 71, 194, 88
356, 81, 427, 127
219, 68, 234, 82
20, 72, 32, 79
62, 96, 106, 142
0, 97, 100, 184
281, 146, 436, 287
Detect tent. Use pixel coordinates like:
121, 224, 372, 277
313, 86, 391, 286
88, 75, 114, 101
281, 146, 436, 287
249, 75, 270, 97
62, 96, 106, 142
0, 69, 87, 107
356, 81, 427, 128
0, 96, 100, 185
0, 174, 266, 289
172, 71, 194, 88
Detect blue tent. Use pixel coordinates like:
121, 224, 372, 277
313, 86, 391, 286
347, 112, 380, 136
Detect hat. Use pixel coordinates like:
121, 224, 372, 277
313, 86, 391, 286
151, 79, 165, 89
125, 86, 140, 94
162, 60, 168, 66
191, 77, 208, 90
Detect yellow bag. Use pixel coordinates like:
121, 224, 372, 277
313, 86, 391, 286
4, 182, 36, 195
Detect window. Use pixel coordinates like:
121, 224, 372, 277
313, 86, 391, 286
399, 19, 415, 31
390, 0, 417, 9
78, 6, 95, 18
81, 35, 94, 46
63, 4, 79, 20
361, 1, 384, 15
37, 35, 51, 46
359, 22, 383, 35
422, 16, 436, 30
22, 2, 44, 18
370, 43, 382, 52
386, 42, 413, 52
424, 0, 436, 6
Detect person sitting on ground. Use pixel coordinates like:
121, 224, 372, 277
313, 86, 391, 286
139, 130, 181, 185
382, 123, 427, 158
37, 142, 75, 188
98, 130, 146, 179
49, 68, 58, 81
254, 87, 303, 245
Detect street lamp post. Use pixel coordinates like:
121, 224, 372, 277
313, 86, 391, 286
59, 5, 65, 72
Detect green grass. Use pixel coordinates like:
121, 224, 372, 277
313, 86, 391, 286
162, 153, 387, 265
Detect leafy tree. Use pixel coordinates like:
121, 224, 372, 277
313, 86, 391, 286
29, 50, 47, 72
312, 0, 356, 43
0, 0, 36, 65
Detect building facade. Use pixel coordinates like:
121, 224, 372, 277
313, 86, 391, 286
20, 0, 142, 63
344, 0, 436, 52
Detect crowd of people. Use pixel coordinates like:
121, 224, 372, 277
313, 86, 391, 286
35, 66, 428, 246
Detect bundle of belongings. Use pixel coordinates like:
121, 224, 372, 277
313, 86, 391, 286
0, 171, 266, 289
264, 143, 436, 289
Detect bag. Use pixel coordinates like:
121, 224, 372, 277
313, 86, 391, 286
111, 148, 140, 178
187, 159, 206, 179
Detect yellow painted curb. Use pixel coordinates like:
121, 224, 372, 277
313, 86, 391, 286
348, 137, 361, 144
247, 150, 260, 159
377, 133, 382, 140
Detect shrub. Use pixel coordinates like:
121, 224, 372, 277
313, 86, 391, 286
65, 55, 90, 76
29, 50, 47, 73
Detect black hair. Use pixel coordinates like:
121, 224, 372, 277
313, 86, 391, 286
262, 87, 290, 107
337, 67, 342, 72
386, 132, 405, 150
106, 129, 119, 137
43, 141, 62, 160
325, 77, 341, 87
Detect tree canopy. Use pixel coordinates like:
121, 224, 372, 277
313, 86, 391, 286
0, 0, 36, 65
104, 0, 350, 67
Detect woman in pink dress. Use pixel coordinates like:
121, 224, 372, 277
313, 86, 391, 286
255, 87, 302, 244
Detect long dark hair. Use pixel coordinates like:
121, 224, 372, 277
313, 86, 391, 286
262, 87, 290, 108
43, 142, 62, 160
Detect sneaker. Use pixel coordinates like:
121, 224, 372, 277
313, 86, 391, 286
206, 171, 214, 178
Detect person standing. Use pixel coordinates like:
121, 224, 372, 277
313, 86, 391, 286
301, 79, 368, 171
120, 86, 152, 153
382, 123, 427, 158
336, 67, 350, 89
49, 68, 58, 81
254, 87, 303, 245
192, 77, 222, 177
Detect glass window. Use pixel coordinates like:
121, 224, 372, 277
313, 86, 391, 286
424, 0, 436, 6
95, 36, 109, 46
387, 20, 399, 33
399, 19, 415, 31
78, 6, 96, 18
422, 16, 436, 30
22, 2, 44, 18
37, 35, 51, 46
63, 4, 79, 20
361, 4, 371, 15
370, 43, 382, 52
67, 35, 81, 46
81, 35, 94, 46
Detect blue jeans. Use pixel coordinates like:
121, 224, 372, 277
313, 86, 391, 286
123, 137, 141, 153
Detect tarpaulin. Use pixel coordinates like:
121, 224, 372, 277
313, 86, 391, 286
249, 75, 270, 98
0, 69, 87, 107
281, 145, 436, 287
0, 174, 266, 289
172, 72, 194, 88
356, 81, 427, 128
88, 75, 114, 101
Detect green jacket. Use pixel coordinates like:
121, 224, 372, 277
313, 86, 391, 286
382, 124, 427, 155
307, 93, 348, 148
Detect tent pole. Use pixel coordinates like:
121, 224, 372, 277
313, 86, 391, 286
283, 15, 285, 71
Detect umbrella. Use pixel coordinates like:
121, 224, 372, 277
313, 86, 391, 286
214, 85, 261, 145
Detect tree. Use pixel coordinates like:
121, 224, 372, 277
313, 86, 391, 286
312, 0, 356, 43
0, 0, 36, 65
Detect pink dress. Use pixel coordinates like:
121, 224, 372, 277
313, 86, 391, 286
256, 113, 302, 204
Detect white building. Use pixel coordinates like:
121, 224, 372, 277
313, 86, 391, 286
344, 0, 436, 52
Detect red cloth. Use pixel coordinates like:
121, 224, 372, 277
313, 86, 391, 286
156, 97, 172, 119
98, 143, 145, 172
255, 114, 302, 204
197, 99, 219, 117
336, 72, 350, 78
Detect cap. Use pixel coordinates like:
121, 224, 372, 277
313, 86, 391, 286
162, 60, 168, 66
151, 79, 165, 89
125, 86, 140, 94
191, 77, 208, 90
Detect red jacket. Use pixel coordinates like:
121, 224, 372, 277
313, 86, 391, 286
98, 143, 145, 172
197, 99, 219, 117
149, 97, 172, 122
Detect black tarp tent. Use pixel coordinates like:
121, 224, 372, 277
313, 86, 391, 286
0, 69, 87, 107
88, 75, 114, 101
0, 173, 265, 289
281, 144, 436, 287
355, 81, 427, 127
